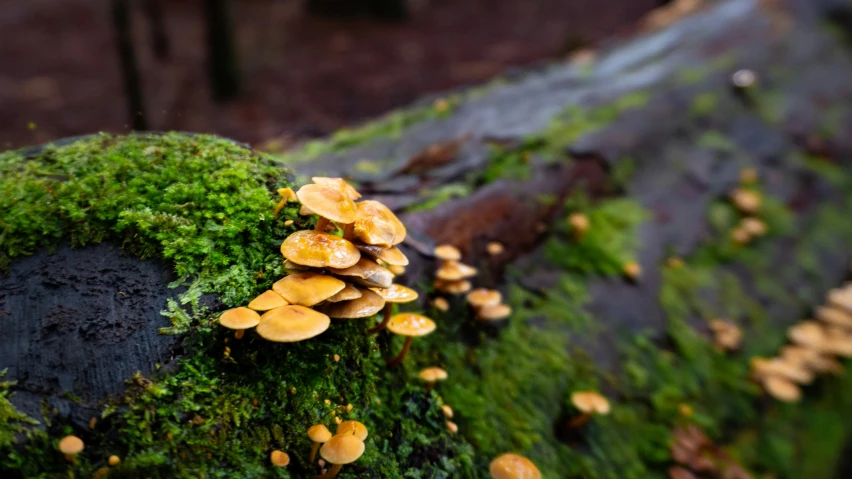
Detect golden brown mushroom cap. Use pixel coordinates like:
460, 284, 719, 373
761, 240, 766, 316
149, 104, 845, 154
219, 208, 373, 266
256, 305, 331, 342
273, 272, 346, 307
312, 177, 362, 200
388, 264, 406, 276
326, 284, 364, 303
740, 217, 767, 237
320, 434, 365, 464
787, 321, 826, 349
487, 241, 505, 256
434, 279, 472, 294
730, 188, 761, 214
329, 257, 394, 289
270, 450, 290, 467
371, 284, 418, 303
433, 244, 461, 261
477, 304, 513, 321
570, 391, 611, 414
781, 346, 843, 374
761, 376, 801, 403
446, 421, 459, 433
58, 435, 84, 456
308, 424, 333, 442
816, 306, 852, 329
441, 404, 454, 418
219, 307, 262, 330
623, 261, 642, 279
247, 290, 289, 311
709, 319, 742, 351
828, 285, 852, 313
356, 244, 409, 266
277, 187, 297, 202
419, 367, 448, 383
436, 261, 478, 281
353, 200, 406, 247
317, 288, 386, 319
750, 357, 814, 384
296, 183, 357, 224
433, 297, 450, 311
387, 313, 437, 337
489, 453, 542, 479
280, 230, 360, 269
466, 288, 502, 309
335, 420, 368, 441
569, 213, 590, 232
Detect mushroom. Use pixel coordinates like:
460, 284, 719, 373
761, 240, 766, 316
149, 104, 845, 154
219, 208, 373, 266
256, 305, 331, 342
418, 367, 448, 392
708, 319, 742, 351
58, 435, 84, 463
740, 217, 767, 237
466, 288, 502, 310
623, 262, 642, 281
273, 272, 346, 307
441, 404, 454, 418
739, 168, 758, 185
433, 297, 450, 312
489, 453, 542, 479
273, 187, 297, 215
270, 450, 290, 467
219, 307, 262, 340
434, 279, 472, 295
569, 391, 611, 427
477, 303, 513, 321
335, 420, 368, 440
317, 288, 386, 319
108, 455, 120, 466
761, 375, 801, 403
730, 188, 761, 214
386, 313, 437, 367
446, 421, 458, 434
247, 290, 289, 312
312, 177, 361, 200
433, 244, 461, 261
308, 424, 332, 463
568, 213, 589, 239
356, 244, 409, 266
329, 257, 394, 289
487, 241, 505, 256
787, 321, 827, 350
827, 285, 852, 313
435, 261, 478, 282
325, 284, 363, 303
388, 264, 406, 276
816, 306, 852, 330
781, 346, 843, 374
353, 200, 406, 246
281, 230, 361, 269
750, 357, 814, 384
317, 434, 365, 479
730, 227, 750, 245
296, 183, 357, 232
368, 284, 418, 333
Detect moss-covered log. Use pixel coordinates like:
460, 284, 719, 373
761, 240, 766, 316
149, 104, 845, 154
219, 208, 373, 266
4, 0, 852, 477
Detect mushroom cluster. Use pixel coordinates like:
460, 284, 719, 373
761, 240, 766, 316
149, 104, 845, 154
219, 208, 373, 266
751, 282, 852, 402
466, 288, 512, 322
728, 168, 768, 245
669, 425, 752, 479
433, 244, 478, 295
307, 420, 368, 478
708, 319, 742, 352
218, 177, 423, 345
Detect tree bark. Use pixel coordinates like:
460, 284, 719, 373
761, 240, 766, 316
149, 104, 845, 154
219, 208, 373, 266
203, 0, 241, 101
111, 0, 147, 130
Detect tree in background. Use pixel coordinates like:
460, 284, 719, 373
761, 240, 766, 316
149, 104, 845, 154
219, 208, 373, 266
306, 0, 408, 21
111, 0, 147, 130
143, 0, 170, 61
203, 0, 241, 101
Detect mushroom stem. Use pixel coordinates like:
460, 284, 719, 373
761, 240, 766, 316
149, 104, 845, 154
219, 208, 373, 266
315, 217, 330, 232
342, 223, 355, 241
387, 336, 413, 367
273, 198, 287, 216
63, 454, 76, 463
568, 412, 591, 428
316, 463, 343, 479
368, 303, 393, 334
425, 382, 435, 393
234, 329, 245, 340
309, 441, 320, 464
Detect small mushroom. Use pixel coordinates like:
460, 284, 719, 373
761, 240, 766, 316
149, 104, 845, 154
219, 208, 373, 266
356, 244, 409, 266
256, 305, 331, 342
312, 177, 361, 200
487, 241, 505, 256
219, 307, 261, 340
466, 288, 502, 310
568, 213, 589, 239
708, 319, 742, 351
386, 313, 437, 367
325, 284, 363, 303
740, 217, 767, 237
434, 279, 472, 295
623, 261, 642, 281
280, 230, 361, 269
317, 288, 386, 319
273, 187, 297, 215
436, 261, 478, 282
433, 297, 450, 311
368, 284, 418, 333
317, 434, 365, 479
273, 272, 346, 307
308, 424, 332, 463
781, 346, 843, 374
816, 306, 852, 330
58, 435, 84, 463
730, 188, 761, 214
329, 257, 394, 289
388, 264, 406, 276
418, 367, 448, 392
353, 200, 406, 246
477, 304, 513, 321
335, 420, 368, 441
730, 227, 751, 245
108, 455, 120, 467
787, 321, 827, 350
441, 404, 454, 418
296, 183, 357, 231
270, 450, 290, 467
247, 290, 289, 312
750, 357, 814, 384
446, 421, 458, 434
827, 285, 852, 313
489, 453, 542, 479
569, 391, 610, 427
761, 375, 801, 403
433, 244, 461, 261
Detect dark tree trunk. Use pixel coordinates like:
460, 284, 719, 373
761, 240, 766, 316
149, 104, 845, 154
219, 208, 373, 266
369, 0, 408, 21
203, 0, 241, 102
143, 0, 170, 61
111, 0, 147, 130
305, 0, 408, 20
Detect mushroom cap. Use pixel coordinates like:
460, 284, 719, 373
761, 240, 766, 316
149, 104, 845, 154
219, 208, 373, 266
730, 227, 750, 244
317, 288, 386, 319
433, 244, 461, 261
356, 244, 409, 266
387, 313, 437, 337
436, 261, 478, 281
750, 357, 814, 384
273, 272, 346, 307
489, 453, 542, 479
280, 230, 361, 269
219, 307, 262, 330
570, 391, 611, 414
326, 284, 364, 303
761, 376, 801, 403
446, 421, 459, 433
256, 305, 331, 342
466, 288, 502, 309
825, 335, 852, 357
816, 306, 852, 329
782, 346, 844, 374
299, 205, 315, 216
353, 200, 406, 246
296, 183, 357, 224
320, 434, 365, 465
58, 435, 84, 455
434, 279, 472, 294
336, 420, 369, 441
487, 241, 505, 256
568, 213, 589, 232
433, 297, 450, 311
419, 367, 448, 382
277, 187, 297, 201
247, 290, 289, 311
270, 450, 290, 467
477, 303, 512, 321
312, 177, 362, 200
709, 319, 742, 350
441, 404, 454, 418
329, 257, 394, 289
371, 284, 418, 303
787, 321, 826, 349
730, 188, 761, 213
308, 424, 333, 442
741, 217, 767, 237
828, 285, 852, 313
283, 259, 310, 271
388, 264, 406, 276
623, 261, 642, 279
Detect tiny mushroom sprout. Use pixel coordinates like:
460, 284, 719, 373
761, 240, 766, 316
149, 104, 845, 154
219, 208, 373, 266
368, 283, 418, 333
709, 319, 742, 351
419, 366, 448, 391
466, 288, 502, 310
623, 261, 642, 281
58, 435, 84, 463
446, 421, 459, 434
336, 420, 368, 441
568, 212, 590, 239
273, 272, 346, 307
308, 424, 333, 463
433, 297, 450, 312
569, 391, 611, 427
247, 290, 289, 311
270, 450, 290, 467
730, 188, 761, 214
219, 307, 262, 340
441, 404, 454, 418
317, 288, 386, 319
487, 241, 505, 256
296, 183, 357, 232
108, 455, 121, 466
273, 187, 297, 215
317, 434, 365, 479
280, 230, 361, 269
256, 305, 331, 342
386, 313, 437, 367
489, 453, 542, 479
436, 261, 478, 282
353, 200, 407, 246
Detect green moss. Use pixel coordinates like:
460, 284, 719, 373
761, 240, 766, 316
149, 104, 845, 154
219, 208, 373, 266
0, 370, 41, 450
405, 184, 472, 213
690, 92, 718, 117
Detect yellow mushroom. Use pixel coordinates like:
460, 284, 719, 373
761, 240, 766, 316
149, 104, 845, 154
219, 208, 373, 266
569, 391, 610, 427
58, 435, 84, 463
272, 272, 346, 307
418, 367, 448, 392
218, 307, 262, 340
280, 230, 361, 269
386, 313, 436, 367
489, 453, 542, 479
307, 424, 332, 464
317, 434, 365, 479
247, 290, 289, 312
568, 213, 589, 239
368, 284, 418, 333
270, 450, 290, 467
256, 305, 331, 342
433, 244, 461, 261
335, 420, 368, 441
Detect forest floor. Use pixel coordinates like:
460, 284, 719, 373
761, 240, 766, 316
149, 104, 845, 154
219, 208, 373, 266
0, 0, 659, 150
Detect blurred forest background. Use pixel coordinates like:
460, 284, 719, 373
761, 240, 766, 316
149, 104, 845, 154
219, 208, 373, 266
0, 0, 663, 150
